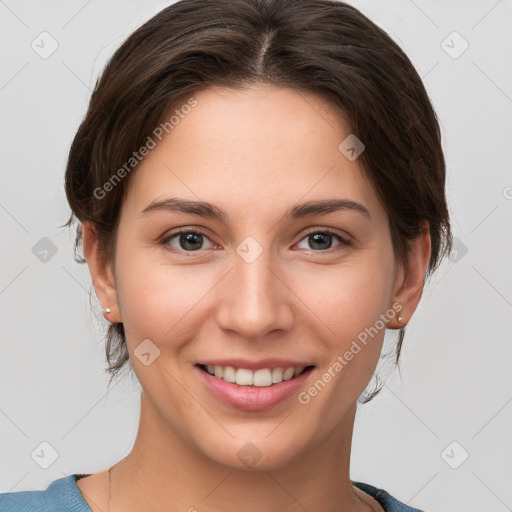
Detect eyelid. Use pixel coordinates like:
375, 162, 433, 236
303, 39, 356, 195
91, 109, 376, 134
298, 227, 352, 244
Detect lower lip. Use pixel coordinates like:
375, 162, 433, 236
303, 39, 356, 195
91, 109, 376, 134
195, 365, 314, 411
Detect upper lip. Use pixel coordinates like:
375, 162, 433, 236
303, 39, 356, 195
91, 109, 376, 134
196, 358, 314, 371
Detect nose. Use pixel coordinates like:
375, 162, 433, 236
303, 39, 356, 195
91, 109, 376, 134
215, 246, 294, 340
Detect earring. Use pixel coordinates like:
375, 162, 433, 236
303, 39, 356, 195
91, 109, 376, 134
103, 307, 111, 314
397, 316, 404, 324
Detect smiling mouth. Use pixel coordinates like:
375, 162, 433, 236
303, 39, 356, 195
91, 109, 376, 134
197, 364, 315, 387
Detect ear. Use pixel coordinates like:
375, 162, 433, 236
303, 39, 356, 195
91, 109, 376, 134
82, 222, 122, 323
388, 220, 431, 329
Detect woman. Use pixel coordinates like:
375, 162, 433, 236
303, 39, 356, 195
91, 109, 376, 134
0, 0, 451, 510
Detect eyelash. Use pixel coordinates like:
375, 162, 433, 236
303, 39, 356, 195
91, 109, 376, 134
160, 228, 352, 255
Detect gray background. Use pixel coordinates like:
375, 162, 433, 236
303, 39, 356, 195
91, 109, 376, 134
1, 1, 511, 511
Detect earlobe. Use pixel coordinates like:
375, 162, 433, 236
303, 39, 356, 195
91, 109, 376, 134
82, 222, 122, 323
388, 221, 431, 329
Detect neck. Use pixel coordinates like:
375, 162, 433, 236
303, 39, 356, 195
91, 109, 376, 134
107, 392, 373, 512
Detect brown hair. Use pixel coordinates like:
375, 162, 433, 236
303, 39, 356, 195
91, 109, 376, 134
64, 0, 452, 401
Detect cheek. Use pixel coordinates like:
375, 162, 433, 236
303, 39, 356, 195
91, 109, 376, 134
298, 256, 394, 340
114, 250, 218, 348
293, 261, 393, 414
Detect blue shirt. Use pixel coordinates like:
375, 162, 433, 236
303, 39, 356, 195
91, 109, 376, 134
0, 474, 426, 511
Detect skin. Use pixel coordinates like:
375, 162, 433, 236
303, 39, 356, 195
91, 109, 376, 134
78, 85, 430, 512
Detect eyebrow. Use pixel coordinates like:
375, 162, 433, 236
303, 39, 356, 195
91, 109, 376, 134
140, 197, 371, 221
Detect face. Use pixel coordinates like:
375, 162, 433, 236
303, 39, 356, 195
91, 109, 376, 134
88, 85, 421, 470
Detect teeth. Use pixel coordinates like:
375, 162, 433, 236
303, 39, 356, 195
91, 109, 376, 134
254, 368, 273, 386
235, 368, 253, 386
223, 366, 236, 383
204, 365, 307, 386
271, 367, 283, 383
283, 368, 295, 380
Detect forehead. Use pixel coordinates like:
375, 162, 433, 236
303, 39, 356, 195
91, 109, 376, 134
123, 85, 385, 225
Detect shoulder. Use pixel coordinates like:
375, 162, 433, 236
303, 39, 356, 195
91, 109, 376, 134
352, 480, 427, 512
0, 474, 91, 512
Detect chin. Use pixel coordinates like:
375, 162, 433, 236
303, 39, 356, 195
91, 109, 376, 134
195, 432, 308, 472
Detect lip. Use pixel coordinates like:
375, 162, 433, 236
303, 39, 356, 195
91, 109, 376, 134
196, 358, 313, 371
195, 364, 315, 411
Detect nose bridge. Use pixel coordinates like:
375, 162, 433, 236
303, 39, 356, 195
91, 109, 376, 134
216, 239, 293, 338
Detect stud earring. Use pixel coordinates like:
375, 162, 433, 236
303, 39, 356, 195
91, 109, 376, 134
103, 307, 111, 314
397, 316, 404, 324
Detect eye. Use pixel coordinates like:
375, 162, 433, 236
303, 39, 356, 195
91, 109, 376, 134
295, 229, 351, 252
161, 230, 218, 252
161, 228, 351, 255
